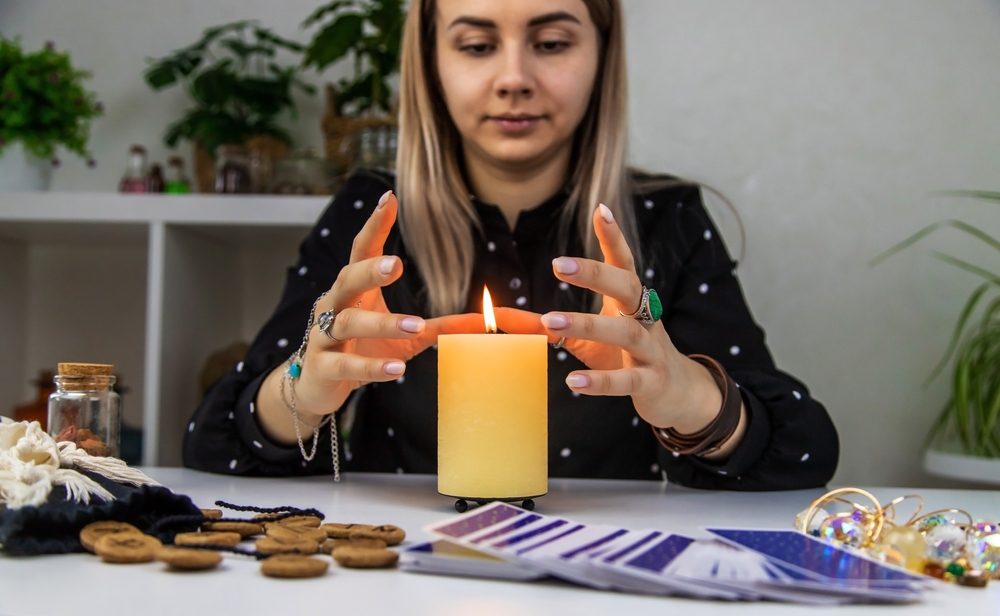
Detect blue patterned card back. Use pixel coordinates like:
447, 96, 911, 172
708, 529, 923, 587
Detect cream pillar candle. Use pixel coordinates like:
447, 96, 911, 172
438, 288, 548, 500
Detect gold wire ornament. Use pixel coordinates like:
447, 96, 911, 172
799, 487, 884, 549
797, 487, 995, 584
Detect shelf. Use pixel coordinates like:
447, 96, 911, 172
0, 192, 327, 467
0, 192, 330, 226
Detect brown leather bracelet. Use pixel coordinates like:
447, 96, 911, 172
651, 354, 742, 456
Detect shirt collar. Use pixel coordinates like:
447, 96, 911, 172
471, 188, 570, 240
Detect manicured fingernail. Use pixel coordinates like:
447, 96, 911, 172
566, 374, 590, 389
379, 257, 396, 275
541, 313, 570, 330
598, 203, 615, 225
399, 317, 424, 333
552, 257, 580, 275
384, 361, 406, 375
377, 190, 393, 209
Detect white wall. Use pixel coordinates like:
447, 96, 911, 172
3, 0, 1000, 487
0, 0, 349, 189
23, 238, 149, 427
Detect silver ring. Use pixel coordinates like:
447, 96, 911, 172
316, 309, 344, 342
618, 286, 661, 325
552, 337, 566, 350
619, 287, 648, 319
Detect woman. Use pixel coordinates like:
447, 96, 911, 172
183, 0, 838, 490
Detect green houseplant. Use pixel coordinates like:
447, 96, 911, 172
302, 0, 405, 116
144, 21, 315, 190
873, 191, 1000, 482
0, 37, 103, 189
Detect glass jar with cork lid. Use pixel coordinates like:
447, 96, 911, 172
47, 363, 121, 458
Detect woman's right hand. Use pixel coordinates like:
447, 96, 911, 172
257, 190, 483, 443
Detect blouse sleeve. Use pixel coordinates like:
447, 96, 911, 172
182, 171, 394, 476
649, 187, 840, 490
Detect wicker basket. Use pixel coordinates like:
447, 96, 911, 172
192, 135, 290, 194
321, 84, 397, 171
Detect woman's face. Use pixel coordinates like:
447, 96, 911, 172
435, 0, 600, 169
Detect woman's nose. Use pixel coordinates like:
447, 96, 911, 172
495, 45, 534, 99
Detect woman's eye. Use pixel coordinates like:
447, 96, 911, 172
537, 40, 570, 53
460, 43, 493, 56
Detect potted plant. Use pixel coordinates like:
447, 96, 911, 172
0, 37, 103, 191
873, 191, 1000, 484
144, 21, 315, 192
301, 0, 405, 167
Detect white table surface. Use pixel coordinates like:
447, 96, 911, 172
2, 468, 999, 616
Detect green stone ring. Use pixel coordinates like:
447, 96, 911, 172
620, 286, 662, 325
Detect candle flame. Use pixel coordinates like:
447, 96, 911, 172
483, 287, 497, 333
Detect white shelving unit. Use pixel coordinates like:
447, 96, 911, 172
0, 192, 328, 466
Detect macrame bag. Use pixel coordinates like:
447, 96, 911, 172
0, 420, 202, 556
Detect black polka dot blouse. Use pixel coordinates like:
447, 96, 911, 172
183, 169, 839, 490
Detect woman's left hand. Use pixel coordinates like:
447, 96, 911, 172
495, 204, 728, 436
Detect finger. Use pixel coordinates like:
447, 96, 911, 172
331, 254, 403, 309
312, 351, 407, 384
592, 204, 636, 272
322, 308, 424, 345
349, 190, 397, 263
540, 311, 655, 362
551, 257, 643, 316
408, 313, 494, 354
494, 307, 563, 344
424, 313, 492, 337
565, 367, 652, 397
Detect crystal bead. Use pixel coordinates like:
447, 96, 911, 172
881, 525, 927, 572
975, 520, 1000, 536
821, 512, 866, 547
871, 544, 905, 567
925, 524, 969, 563
946, 562, 967, 577
919, 512, 958, 532
794, 507, 829, 537
971, 533, 1000, 580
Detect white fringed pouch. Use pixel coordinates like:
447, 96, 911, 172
0, 419, 201, 555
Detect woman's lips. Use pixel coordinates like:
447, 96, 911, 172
490, 115, 542, 133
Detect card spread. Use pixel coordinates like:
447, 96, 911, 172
406, 502, 929, 605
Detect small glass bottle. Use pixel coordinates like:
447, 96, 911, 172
118, 145, 149, 193
147, 163, 165, 193
48, 363, 121, 458
214, 145, 251, 194
164, 156, 191, 194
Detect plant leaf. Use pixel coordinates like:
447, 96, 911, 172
936, 190, 1000, 203
144, 63, 178, 89
924, 281, 992, 386
953, 346, 973, 451
303, 13, 364, 69
253, 28, 305, 53
219, 38, 276, 60
871, 219, 1000, 266
190, 60, 236, 107
302, 0, 356, 28
932, 252, 1000, 286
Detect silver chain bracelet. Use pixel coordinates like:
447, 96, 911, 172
278, 291, 341, 482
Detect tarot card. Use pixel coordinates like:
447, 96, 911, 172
399, 540, 544, 581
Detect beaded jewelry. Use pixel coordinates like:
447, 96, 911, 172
795, 487, 994, 585
279, 291, 341, 482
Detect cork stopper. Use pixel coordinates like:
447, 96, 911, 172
56, 363, 115, 392
58, 363, 114, 377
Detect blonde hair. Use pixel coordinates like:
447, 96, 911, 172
396, 0, 638, 317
